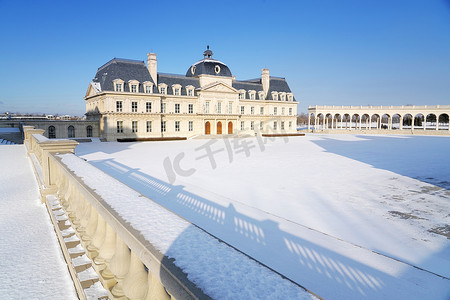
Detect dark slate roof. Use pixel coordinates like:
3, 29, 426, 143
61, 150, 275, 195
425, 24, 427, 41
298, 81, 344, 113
233, 77, 295, 101
186, 59, 232, 77
158, 73, 200, 96
93, 58, 154, 92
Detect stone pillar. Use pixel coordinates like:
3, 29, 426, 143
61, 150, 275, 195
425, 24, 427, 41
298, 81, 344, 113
308, 113, 310, 130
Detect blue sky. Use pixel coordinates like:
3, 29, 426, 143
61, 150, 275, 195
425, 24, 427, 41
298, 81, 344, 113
0, 0, 449, 116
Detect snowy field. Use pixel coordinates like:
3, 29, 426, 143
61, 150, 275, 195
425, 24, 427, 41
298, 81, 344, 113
75, 134, 450, 299
0, 145, 77, 299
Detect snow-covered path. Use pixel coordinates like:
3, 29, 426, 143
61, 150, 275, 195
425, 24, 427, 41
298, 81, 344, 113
0, 145, 77, 299
76, 134, 450, 299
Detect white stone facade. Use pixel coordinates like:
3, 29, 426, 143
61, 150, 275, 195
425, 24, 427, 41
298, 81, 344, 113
85, 49, 297, 141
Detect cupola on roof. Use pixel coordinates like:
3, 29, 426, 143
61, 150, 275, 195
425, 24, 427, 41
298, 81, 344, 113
186, 46, 232, 77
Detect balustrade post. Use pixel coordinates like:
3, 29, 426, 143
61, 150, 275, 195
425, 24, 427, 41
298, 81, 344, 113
123, 252, 149, 300
87, 216, 107, 259
110, 238, 131, 298
145, 271, 171, 300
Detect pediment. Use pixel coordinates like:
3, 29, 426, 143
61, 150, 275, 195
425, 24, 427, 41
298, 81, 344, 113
199, 82, 238, 93
85, 82, 102, 98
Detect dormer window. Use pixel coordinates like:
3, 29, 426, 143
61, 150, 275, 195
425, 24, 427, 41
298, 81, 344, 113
280, 92, 286, 101
128, 80, 140, 93
113, 79, 124, 92
158, 83, 168, 95
143, 81, 153, 94
249, 90, 256, 100
186, 85, 195, 97
172, 84, 182, 96
271, 92, 278, 101
239, 89, 246, 100
258, 92, 265, 100
288, 93, 293, 101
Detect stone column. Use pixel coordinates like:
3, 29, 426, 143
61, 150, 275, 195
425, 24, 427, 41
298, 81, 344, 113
399, 116, 403, 130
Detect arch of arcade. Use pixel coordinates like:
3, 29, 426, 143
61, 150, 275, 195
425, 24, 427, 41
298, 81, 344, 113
308, 105, 450, 133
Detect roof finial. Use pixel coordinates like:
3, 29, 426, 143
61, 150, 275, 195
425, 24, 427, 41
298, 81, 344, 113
203, 45, 213, 59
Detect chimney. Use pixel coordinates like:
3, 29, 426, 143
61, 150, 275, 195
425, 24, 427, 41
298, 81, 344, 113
262, 68, 270, 98
147, 52, 157, 86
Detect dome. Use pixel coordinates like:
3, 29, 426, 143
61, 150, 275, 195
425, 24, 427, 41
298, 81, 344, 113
185, 46, 232, 77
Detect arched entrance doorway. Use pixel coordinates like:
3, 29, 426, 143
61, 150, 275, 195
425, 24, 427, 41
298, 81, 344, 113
228, 122, 233, 134
205, 122, 211, 135
217, 121, 222, 134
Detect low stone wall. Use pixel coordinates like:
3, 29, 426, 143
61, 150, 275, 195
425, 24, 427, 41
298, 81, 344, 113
23, 126, 208, 300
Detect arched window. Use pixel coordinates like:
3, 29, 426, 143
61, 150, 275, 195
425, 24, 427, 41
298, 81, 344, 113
68, 125, 75, 138
86, 125, 93, 137
48, 126, 56, 139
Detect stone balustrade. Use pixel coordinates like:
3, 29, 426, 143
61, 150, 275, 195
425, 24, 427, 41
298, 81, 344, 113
23, 126, 210, 300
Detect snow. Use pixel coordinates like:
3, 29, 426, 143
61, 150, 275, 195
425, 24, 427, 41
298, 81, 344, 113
74, 134, 450, 300
59, 153, 315, 299
0, 145, 77, 299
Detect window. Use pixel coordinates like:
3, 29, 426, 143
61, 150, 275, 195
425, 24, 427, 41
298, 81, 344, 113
146, 121, 152, 132
289, 108, 292, 115
282, 107, 285, 115
274, 107, 277, 115
259, 93, 264, 100
273, 121, 277, 130
131, 85, 137, 93
240, 106, 245, 114
281, 121, 285, 130
217, 102, 222, 113
48, 126, 56, 139
146, 102, 152, 113
240, 121, 245, 130
117, 121, 123, 133
145, 85, 152, 93
260, 121, 264, 130
68, 126, 75, 138
114, 79, 124, 92
161, 121, 166, 132
116, 101, 123, 112
175, 103, 180, 113
228, 103, 233, 114
281, 94, 285, 101
175, 121, 180, 132
251, 106, 254, 115
132, 101, 138, 112
251, 121, 254, 130
188, 89, 193, 96
288, 95, 293, 101
289, 121, 292, 129
86, 125, 93, 137
160, 87, 166, 94
205, 102, 210, 113
132, 121, 138, 133
260, 107, 264, 115
189, 121, 193, 131
188, 104, 193, 114
174, 88, 180, 96
250, 93, 254, 100
239, 91, 245, 99
161, 102, 166, 113
272, 93, 278, 101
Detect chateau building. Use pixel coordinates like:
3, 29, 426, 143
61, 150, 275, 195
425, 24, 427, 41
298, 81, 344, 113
85, 47, 297, 141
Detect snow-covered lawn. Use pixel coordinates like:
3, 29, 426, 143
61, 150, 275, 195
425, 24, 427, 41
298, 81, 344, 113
76, 134, 450, 299
0, 145, 77, 299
